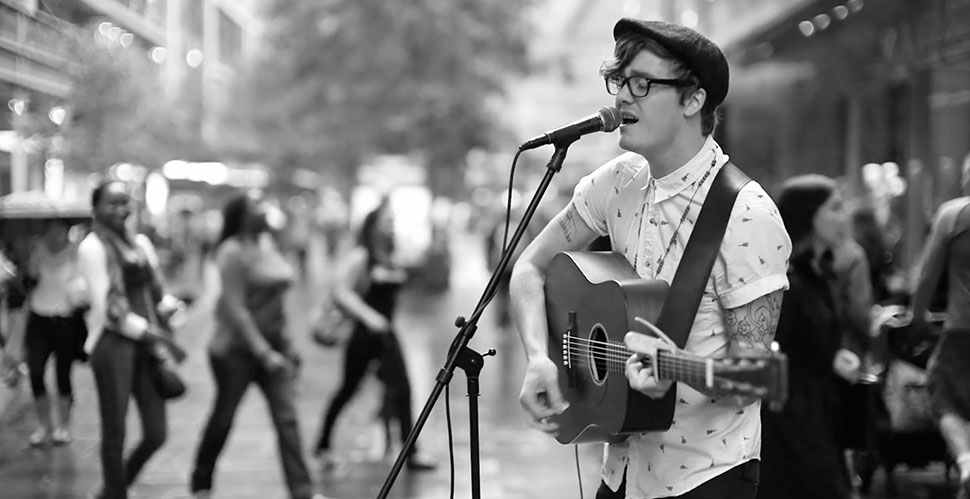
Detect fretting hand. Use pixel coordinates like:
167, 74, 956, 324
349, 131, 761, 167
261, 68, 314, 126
625, 354, 674, 399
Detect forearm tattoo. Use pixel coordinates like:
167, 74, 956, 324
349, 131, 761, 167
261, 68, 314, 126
558, 204, 579, 243
724, 289, 784, 352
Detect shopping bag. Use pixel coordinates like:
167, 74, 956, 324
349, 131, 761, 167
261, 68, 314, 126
882, 359, 936, 432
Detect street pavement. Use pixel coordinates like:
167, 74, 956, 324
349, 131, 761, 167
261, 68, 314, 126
0, 230, 963, 498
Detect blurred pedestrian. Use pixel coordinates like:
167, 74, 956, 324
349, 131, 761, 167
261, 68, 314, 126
23, 219, 88, 446
758, 174, 859, 499
189, 192, 323, 499
0, 248, 23, 386
910, 157, 970, 499
852, 205, 898, 304
312, 201, 436, 471
78, 180, 186, 499
484, 205, 541, 330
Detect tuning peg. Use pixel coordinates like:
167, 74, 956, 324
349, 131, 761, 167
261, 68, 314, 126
770, 341, 780, 353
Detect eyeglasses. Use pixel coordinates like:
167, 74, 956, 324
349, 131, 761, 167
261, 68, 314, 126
605, 75, 691, 98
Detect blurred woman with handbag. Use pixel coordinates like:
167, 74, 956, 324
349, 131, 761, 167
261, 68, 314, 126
312, 200, 435, 471
77, 180, 186, 499
189, 192, 323, 499
23, 219, 89, 446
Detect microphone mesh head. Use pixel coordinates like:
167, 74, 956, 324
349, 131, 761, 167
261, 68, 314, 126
598, 106, 621, 132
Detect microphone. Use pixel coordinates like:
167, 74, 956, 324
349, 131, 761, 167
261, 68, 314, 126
518, 106, 621, 151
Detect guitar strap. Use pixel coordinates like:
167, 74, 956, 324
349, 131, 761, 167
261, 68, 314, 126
654, 162, 750, 349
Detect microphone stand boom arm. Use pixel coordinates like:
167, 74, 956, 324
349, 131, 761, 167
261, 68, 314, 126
376, 142, 576, 499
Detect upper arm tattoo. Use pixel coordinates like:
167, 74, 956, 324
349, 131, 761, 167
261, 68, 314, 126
558, 203, 580, 243
724, 289, 784, 353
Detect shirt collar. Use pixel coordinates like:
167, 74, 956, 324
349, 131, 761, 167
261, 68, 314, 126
644, 136, 728, 202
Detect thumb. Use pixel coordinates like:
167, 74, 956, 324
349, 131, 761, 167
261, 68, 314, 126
544, 382, 569, 412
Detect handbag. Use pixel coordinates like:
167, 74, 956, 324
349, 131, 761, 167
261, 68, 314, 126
310, 295, 355, 347
142, 288, 188, 400
148, 345, 187, 400
310, 254, 369, 348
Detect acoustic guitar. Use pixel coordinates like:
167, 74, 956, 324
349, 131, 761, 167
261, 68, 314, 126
544, 251, 788, 444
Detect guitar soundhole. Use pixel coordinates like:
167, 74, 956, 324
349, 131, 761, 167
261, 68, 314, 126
588, 324, 608, 385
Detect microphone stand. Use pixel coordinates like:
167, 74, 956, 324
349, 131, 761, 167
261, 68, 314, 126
376, 141, 577, 499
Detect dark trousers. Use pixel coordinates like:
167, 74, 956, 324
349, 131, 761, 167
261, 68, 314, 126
315, 329, 414, 454
25, 311, 82, 398
90, 332, 167, 499
596, 460, 760, 499
191, 350, 313, 499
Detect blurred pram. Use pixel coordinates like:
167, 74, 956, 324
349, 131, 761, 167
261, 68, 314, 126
854, 305, 954, 495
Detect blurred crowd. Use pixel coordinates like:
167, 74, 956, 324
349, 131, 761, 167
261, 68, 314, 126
0, 152, 966, 498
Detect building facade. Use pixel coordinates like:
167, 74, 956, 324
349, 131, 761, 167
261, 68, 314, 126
0, 0, 260, 197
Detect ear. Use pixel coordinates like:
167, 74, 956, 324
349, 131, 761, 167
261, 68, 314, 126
682, 88, 707, 118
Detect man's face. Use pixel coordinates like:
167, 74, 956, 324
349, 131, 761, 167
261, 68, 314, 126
614, 50, 687, 157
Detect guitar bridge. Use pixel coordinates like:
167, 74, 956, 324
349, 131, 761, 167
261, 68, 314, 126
563, 311, 577, 369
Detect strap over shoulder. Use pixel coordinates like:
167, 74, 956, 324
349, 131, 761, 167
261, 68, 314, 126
654, 162, 750, 348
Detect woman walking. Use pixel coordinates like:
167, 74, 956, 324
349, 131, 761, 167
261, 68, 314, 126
757, 175, 860, 499
189, 192, 323, 499
78, 180, 184, 499
24, 219, 88, 446
313, 201, 435, 471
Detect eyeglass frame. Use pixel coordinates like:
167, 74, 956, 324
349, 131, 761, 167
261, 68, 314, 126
604, 74, 693, 98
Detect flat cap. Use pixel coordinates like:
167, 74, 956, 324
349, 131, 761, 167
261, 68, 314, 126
613, 18, 729, 108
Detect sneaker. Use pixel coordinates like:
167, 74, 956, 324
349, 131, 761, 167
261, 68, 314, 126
51, 427, 71, 445
29, 427, 50, 447
406, 452, 437, 471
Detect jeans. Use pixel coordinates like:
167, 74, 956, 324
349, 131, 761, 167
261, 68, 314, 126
314, 329, 415, 455
90, 332, 167, 499
596, 460, 760, 499
191, 350, 314, 499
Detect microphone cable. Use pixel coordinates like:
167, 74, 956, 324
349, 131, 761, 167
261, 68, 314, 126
442, 149, 525, 499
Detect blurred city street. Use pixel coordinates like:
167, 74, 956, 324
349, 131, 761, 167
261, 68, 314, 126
0, 229, 962, 499
2, 1, 970, 499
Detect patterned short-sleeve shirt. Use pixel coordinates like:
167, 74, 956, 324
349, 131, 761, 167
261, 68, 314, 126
571, 136, 792, 498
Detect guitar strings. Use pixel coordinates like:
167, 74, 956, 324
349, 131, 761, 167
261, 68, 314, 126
563, 337, 712, 376
563, 339, 710, 379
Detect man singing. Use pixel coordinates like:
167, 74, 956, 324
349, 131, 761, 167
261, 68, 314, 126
510, 19, 791, 498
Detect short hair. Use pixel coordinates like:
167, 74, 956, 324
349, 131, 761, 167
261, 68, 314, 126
90, 180, 125, 209
600, 32, 719, 135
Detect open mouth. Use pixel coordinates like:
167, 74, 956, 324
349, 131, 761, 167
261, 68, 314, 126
621, 113, 639, 125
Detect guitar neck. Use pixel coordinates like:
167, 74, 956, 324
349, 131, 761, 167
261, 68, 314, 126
603, 341, 711, 387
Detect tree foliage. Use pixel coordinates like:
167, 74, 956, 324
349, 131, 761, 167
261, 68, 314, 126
221, 0, 534, 195
55, 25, 202, 173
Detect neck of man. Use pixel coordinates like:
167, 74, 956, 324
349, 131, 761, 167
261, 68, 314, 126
643, 132, 709, 179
